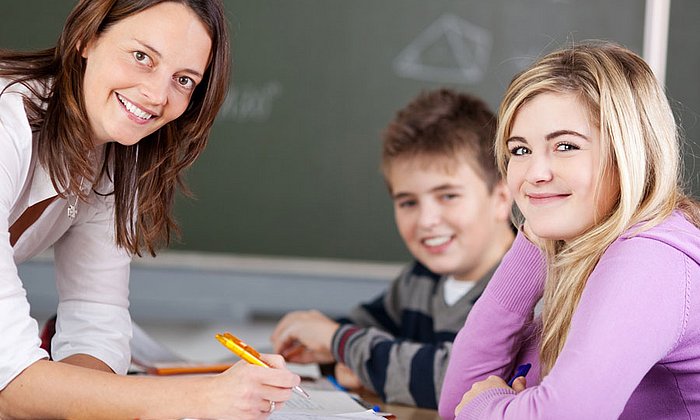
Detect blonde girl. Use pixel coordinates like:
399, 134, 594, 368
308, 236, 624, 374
439, 41, 700, 419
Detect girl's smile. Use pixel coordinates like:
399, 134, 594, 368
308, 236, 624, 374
525, 191, 572, 206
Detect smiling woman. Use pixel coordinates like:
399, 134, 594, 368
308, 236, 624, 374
0, 1, 299, 419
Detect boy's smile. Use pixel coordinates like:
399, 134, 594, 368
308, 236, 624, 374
388, 156, 512, 281
423, 235, 453, 250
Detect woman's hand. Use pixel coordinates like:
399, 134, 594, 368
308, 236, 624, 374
204, 354, 301, 419
270, 310, 338, 364
455, 375, 526, 417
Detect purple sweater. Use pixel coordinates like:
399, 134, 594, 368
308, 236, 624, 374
439, 212, 700, 419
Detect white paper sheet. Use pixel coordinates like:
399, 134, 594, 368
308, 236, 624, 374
270, 389, 380, 419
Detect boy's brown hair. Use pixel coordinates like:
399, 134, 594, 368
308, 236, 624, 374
381, 88, 499, 191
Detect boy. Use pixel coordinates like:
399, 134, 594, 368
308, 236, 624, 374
270, 88, 514, 408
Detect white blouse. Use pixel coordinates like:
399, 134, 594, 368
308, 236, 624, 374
0, 79, 132, 389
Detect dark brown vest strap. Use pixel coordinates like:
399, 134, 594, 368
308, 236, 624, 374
9, 195, 58, 246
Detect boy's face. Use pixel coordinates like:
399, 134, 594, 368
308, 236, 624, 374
388, 156, 511, 281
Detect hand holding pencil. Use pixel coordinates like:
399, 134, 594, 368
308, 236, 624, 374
202, 347, 299, 418
216, 332, 310, 399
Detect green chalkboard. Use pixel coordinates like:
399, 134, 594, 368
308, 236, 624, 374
668, 0, 700, 195
7, 1, 699, 262
175, 0, 647, 261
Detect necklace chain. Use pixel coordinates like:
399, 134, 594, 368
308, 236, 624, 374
67, 177, 85, 220
67, 151, 95, 220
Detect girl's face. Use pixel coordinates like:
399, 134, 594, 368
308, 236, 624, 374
506, 92, 618, 241
81, 2, 212, 146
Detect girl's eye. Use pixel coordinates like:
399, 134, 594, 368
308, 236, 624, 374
177, 76, 195, 90
556, 142, 579, 152
398, 200, 416, 209
509, 146, 530, 156
441, 194, 459, 201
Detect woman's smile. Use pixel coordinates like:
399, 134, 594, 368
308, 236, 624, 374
116, 93, 156, 123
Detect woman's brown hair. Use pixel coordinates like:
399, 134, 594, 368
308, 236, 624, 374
0, 0, 231, 256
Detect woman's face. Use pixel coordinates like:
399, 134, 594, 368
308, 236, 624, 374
81, 2, 212, 146
506, 92, 619, 241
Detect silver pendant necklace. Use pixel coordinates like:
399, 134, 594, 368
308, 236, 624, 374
67, 177, 85, 220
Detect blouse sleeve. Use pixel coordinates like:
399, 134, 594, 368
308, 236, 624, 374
0, 88, 49, 390
51, 187, 132, 374
454, 235, 692, 419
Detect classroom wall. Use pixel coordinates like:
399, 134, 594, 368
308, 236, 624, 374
21, 251, 401, 323
3, 1, 698, 266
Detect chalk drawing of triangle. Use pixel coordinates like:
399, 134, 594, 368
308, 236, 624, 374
393, 14, 492, 84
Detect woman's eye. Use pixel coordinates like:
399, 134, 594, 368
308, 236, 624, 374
133, 51, 151, 65
398, 200, 416, 209
177, 76, 195, 90
510, 146, 530, 156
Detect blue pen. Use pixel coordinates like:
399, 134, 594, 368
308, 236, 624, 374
507, 363, 531, 387
326, 375, 348, 391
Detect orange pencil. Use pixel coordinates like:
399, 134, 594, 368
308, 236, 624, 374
215, 332, 310, 399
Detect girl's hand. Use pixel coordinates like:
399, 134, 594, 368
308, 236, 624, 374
204, 355, 301, 420
455, 375, 527, 416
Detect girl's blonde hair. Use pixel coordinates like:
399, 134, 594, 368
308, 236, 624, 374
494, 41, 700, 376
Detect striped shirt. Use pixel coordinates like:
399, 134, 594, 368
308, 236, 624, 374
331, 261, 496, 408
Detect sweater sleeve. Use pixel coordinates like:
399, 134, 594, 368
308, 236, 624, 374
330, 264, 448, 408
439, 232, 545, 419
452, 235, 692, 419
331, 324, 452, 408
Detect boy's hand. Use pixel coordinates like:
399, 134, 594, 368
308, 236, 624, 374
334, 363, 364, 391
270, 310, 338, 364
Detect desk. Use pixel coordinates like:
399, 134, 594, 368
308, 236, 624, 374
300, 378, 440, 420
362, 392, 440, 420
